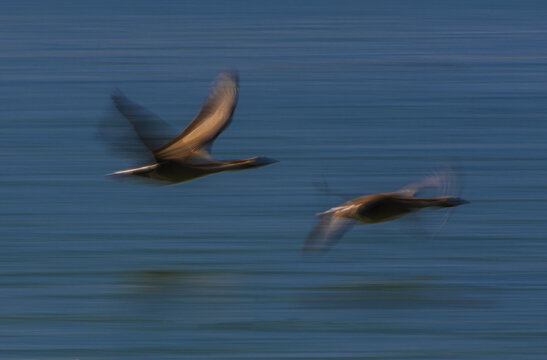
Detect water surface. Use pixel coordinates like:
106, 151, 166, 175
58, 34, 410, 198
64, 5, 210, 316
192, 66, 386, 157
2, 1, 547, 359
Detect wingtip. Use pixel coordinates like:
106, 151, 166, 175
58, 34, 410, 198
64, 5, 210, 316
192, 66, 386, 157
216, 69, 239, 87
110, 87, 124, 100
300, 244, 329, 257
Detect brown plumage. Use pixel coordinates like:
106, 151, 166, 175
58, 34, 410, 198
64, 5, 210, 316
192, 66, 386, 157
303, 169, 468, 253
107, 71, 277, 184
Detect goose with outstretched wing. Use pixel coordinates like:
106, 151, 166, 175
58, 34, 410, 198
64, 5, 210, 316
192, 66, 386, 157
107, 71, 277, 184
303, 168, 468, 254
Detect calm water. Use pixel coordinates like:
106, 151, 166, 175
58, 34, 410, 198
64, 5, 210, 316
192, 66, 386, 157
2, 1, 547, 359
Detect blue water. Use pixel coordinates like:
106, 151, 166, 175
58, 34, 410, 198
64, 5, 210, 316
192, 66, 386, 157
2, 1, 547, 359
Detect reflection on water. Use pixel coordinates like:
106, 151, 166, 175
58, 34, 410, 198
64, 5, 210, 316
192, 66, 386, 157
299, 277, 493, 310
2, 1, 547, 359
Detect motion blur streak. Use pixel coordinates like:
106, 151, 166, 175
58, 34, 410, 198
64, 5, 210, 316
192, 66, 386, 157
1, 1, 547, 359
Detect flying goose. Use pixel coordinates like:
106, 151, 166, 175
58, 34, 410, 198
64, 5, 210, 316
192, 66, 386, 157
303, 169, 468, 253
107, 71, 277, 184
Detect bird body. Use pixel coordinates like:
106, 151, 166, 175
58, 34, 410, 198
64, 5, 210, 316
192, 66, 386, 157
330, 193, 466, 224
110, 156, 275, 183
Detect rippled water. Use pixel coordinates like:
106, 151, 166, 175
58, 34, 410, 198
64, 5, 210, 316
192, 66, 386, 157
2, 1, 547, 359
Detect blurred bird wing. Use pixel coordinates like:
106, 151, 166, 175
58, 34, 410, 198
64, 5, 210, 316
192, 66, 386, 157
154, 71, 239, 161
313, 176, 362, 201
303, 213, 355, 253
395, 167, 463, 237
395, 167, 457, 198
110, 89, 177, 154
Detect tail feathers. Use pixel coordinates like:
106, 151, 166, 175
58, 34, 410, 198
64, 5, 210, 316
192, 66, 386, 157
316, 206, 346, 216
107, 163, 159, 178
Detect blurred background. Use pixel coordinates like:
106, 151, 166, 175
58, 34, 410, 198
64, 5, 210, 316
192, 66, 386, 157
2, 0, 547, 359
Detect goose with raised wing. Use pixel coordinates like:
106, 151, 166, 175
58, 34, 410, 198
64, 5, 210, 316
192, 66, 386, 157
107, 71, 277, 184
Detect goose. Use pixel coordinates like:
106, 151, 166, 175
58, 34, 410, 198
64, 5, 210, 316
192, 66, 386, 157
108, 71, 277, 184
303, 169, 468, 253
